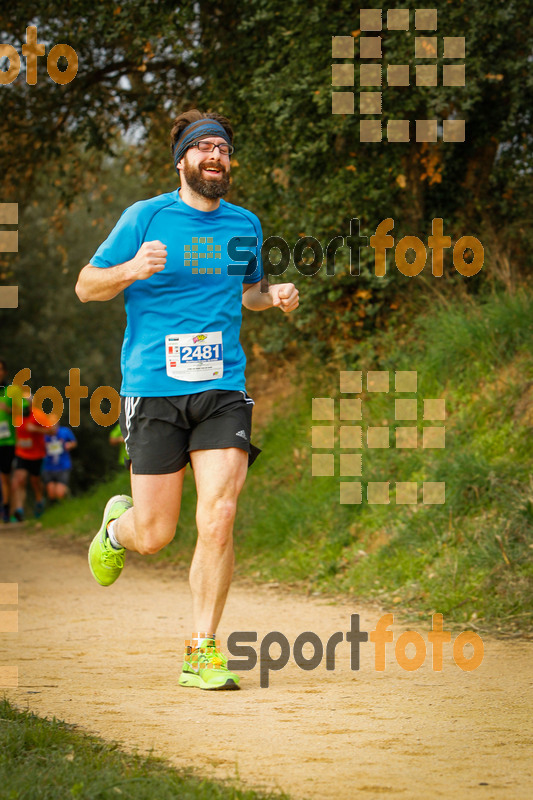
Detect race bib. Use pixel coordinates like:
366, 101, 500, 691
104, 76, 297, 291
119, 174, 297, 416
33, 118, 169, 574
0, 421, 10, 440
47, 440, 63, 456
165, 331, 223, 382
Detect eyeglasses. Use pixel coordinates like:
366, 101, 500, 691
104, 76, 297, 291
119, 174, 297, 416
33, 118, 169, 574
191, 140, 234, 156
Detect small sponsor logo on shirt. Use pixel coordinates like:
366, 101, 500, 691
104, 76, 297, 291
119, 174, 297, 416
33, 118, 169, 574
235, 429, 247, 440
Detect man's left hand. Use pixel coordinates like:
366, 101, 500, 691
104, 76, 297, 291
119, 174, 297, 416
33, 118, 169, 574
269, 283, 299, 313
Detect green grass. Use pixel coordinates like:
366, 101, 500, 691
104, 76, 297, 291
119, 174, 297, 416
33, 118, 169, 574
34, 289, 533, 634
0, 698, 287, 800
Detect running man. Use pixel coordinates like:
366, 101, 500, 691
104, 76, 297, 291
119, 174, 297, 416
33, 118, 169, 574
42, 418, 77, 502
75, 109, 299, 690
11, 399, 51, 521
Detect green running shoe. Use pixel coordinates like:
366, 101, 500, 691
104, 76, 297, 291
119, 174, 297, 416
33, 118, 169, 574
179, 638, 240, 690
88, 494, 132, 586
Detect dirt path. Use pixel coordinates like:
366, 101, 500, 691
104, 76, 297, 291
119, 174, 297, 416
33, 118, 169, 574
1, 529, 532, 799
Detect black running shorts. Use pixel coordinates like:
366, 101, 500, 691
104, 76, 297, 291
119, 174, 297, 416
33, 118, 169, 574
13, 456, 43, 477
120, 389, 260, 475
0, 445, 15, 475
42, 469, 71, 486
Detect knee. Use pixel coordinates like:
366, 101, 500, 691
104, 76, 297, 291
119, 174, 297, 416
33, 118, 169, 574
133, 513, 176, 555
11, 472, 25, 491
199, 497, 237, 546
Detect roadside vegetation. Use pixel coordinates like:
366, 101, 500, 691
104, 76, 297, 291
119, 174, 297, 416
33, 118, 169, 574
0, 698, 287, 800
36, 288, 533, 635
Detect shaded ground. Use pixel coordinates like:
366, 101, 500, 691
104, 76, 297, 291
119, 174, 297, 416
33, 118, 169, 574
1, 529, 532, 799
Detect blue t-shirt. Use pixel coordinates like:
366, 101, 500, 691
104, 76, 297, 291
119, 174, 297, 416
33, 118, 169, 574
43, 427, 77, 471
90, 189, 263, 397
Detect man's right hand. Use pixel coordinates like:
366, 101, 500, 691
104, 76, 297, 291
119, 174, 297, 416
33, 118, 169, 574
76, 241, 167, 303
129, 241, 167, 280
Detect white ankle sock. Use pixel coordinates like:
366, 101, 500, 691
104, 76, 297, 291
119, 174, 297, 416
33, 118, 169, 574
192, 632, 216, 649
107, 519, 123, 550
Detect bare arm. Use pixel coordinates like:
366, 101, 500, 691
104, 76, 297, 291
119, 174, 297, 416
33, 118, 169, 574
27, 422, 55, 435
75, 241, 167, 303
242, 279, 274, 311
242, 280, 299, 312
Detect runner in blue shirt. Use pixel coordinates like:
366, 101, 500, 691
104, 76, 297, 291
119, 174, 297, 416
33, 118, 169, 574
42, 422, 77, 502
75, 109, 299, 690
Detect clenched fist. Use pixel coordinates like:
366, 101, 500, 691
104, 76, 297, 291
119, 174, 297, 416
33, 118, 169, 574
269, 283, 299, 313
129, 240, 167, 280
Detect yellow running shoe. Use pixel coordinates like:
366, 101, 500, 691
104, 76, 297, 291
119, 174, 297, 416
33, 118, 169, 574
179, 638, 240, 690
88, 494, 132, 586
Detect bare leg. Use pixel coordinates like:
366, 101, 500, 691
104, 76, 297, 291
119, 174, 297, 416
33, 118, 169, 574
30, 475, 43, 503
54, 482, 68, 500
1, 473, 11, 510
189, 448, 248, 634
11, 469, 28, 512
113, 469, 186, 555
47, 482, 68, 501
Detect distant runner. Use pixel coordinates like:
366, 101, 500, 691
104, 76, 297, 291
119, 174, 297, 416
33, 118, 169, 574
75, 109, 299, 690
42, 420, 77, 502
11, 399, 50, 521
0, 359, 20, 523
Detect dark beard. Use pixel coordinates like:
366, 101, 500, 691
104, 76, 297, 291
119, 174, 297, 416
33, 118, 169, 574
183, 158, 231, 199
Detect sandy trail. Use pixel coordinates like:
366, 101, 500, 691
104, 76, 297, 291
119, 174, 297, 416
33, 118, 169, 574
1, 529, 532, 799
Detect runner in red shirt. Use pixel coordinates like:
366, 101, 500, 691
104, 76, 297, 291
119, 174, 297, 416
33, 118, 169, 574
11, 401, 54, 521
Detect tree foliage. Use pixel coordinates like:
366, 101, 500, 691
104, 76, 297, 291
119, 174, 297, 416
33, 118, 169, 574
0, 1, 196, 202
1, 0, 532, 484
193, 0, 532, 282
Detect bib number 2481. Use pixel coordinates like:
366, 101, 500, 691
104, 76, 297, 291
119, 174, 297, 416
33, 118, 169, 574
165, 331, 223, 382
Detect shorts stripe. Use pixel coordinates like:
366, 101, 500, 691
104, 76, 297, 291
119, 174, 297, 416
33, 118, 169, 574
124, 396, 141, 448
240, 390, 255, 406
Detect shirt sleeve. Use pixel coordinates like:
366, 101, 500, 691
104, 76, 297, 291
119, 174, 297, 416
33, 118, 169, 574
63, 427, 77, 444
90, 202, 146, 269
